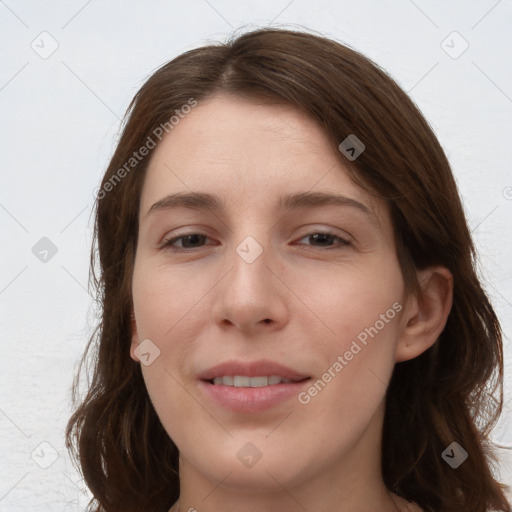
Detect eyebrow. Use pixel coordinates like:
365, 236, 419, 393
146, 191, 374, 218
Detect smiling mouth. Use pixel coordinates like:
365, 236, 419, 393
206, 375, 311, 387
200, 370, 312, 412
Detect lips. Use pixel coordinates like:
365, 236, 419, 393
197, 360, 311, 412
212, 375, 295, 387
198, 360, 310, 383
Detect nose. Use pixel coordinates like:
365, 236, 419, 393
212, 236, 289, 334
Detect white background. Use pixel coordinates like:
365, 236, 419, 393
1, 1, 511, 510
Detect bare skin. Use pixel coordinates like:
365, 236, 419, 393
130, 93, 452, 512
168, 491, 424, 512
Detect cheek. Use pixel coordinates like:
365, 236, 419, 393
293, 306, 401, 456
131, 261, 205, 343
132, 264, 210, 434
293, 257, 404, 347
140, 363, 198, 434
294, 260, 404, 406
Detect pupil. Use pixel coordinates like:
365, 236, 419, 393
312, 233, 332, 245
183, 234, 204, 248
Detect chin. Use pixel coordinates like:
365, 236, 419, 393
178, 433, 324, 493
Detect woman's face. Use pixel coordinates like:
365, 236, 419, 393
131, 93, 412, 493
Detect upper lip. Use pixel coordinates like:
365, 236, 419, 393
198, 359, 310, 382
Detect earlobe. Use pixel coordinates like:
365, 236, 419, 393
395, 266, 454, 363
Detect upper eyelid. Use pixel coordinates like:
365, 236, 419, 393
160, 222, 353, 238
161, 226, 351, 239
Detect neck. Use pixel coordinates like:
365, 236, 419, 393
171, 487, 402, 512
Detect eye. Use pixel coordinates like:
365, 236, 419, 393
160, 230, 351, 251
296, 231, 351, 249
160, 233, 212, 250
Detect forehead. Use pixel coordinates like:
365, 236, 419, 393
140, 93, 390, 229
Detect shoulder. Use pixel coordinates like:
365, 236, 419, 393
391, 492, 425, 512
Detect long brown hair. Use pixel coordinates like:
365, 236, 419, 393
66, 27, 511, 512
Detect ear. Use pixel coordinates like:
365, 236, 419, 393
395, 266, 453, 362
130, 309, 141, 363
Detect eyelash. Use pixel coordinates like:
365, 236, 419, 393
159, 231, 351, 251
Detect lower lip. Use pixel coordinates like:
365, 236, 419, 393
198, 379, 310, 413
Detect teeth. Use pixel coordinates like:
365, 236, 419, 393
234, 375, 251, 387
222, 375, 234, 385
211, 375, 294, 387
249, 376, 269, 387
